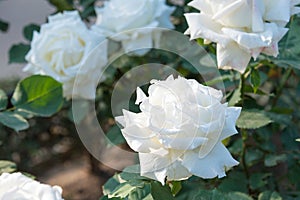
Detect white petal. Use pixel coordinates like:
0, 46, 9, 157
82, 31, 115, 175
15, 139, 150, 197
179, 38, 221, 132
220, 107, 242, 140
184, 13, 230, 46
166, 161, 192, 181
182, 143, 239, 179
217, 42, 251, 73
139, 152, 169, 184
135, 87, 148, 105
264, 0, 291, 22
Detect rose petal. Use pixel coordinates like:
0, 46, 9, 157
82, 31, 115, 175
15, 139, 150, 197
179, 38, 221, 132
182, 143, 239, 179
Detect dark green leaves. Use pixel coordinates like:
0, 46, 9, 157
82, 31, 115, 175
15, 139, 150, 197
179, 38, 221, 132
12, 75, 63, 117
250, 70, 261, 93
0, 19, 9, 32
0, 160, 17, 174
47, 0, 73, 11
151, 182, 174, 200
237, 109, 273, 129
191, 189, 253, 200
0, 89, 8, 111
106, 125, 126, 146
8, 43, 30, 64
271, 17, 300, 69
102, 165, 174, 200
23, 24, 40, 41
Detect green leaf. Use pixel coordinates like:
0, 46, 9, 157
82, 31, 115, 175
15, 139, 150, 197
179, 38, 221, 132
264, 154, 287, 167
0, 112, 29, 132
271, 17, 300, 69
151, 182, 174, 200
11, 75, 63, 117
258, 191, 282, 200
0, 89, 8, 111
227, 192, 253, 200
249, 173, 271, 190
236, 109, 273, 129
229, 79, 242, 106
250, 69, 261, 93
103, 174, 122, 196
218, 172, 248, 193
48, 0, 73, 11
0, 19, 9, 32
106, 125, 126, 146
120, 165, 146, 181
23, 24, 40, 41
8, 43, 30, 63
0, 160, 17, 174
169, 181, 182, 196
192, 189, 226, 200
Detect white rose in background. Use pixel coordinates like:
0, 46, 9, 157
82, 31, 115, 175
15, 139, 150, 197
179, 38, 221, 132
116, 76, 241, 184
92, 0, 175, 56
0, 173, 63, 200
185, 0, 300, 73
24, 11, 108, 99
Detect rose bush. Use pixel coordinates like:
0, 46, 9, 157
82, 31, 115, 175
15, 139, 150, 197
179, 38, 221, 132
24, 11, 108, 99
92, 0, 175, 55
116, 76, 241, 184
185, 0, 300, 73
0, 173, 63, 200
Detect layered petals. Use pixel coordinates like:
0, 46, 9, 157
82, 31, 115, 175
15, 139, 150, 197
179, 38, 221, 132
116, 76, 241, 184
185, 0, 300, 73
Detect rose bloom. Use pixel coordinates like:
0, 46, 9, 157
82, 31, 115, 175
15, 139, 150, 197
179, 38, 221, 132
0, 173, 63, 200
92, 0, 175, 56
116, 76, 241, 184
185, 0, 300, 73
24, 11, 108, 99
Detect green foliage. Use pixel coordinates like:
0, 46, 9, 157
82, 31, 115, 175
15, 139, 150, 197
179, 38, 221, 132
47, 0, 73, 11
250, 69, 261, 93
258, 191, 282, 200
106, 125, 126, 146
271, 17, 300, 69
11, 75, 63, 117
8, 43, 30, 63
0, 112, 29, 132
0, 160, 17, 174
0, 19, 9, 32
0, 89, 8, 111
0, 76, 63, 132
236, 109, 273, 129
102, 165, 174, 200
23, 24, 40, 41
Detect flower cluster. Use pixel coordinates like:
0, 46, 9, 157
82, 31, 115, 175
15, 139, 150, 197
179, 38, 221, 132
0, 173, 63, 200
116, 76, 241, 184
185, 0, 300, 73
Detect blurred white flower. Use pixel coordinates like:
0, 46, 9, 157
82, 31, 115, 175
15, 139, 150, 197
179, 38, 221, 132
185, 0, 300, 73
0, 172, 63, 200
92, 0, 175, 56
24, 11, 108, 99
116, 76, 241, 184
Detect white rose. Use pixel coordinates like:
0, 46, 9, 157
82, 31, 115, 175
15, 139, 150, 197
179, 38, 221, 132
185, 0, 300, 73
116, 76, 241, 184
24, 11, 108, 99
0, 172, 63, 200
92, 0, 175, 56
